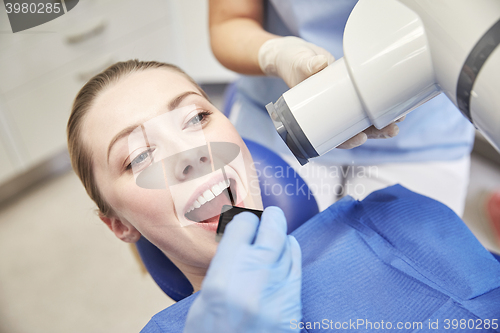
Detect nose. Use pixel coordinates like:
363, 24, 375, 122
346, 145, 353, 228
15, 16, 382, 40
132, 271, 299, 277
171, 145, 212, 183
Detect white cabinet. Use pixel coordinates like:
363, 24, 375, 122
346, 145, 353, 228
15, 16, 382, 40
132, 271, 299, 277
3, 21, 176, 166
171, 0, 238, 83
0, 0, 235, 186
0, 0, 174, 94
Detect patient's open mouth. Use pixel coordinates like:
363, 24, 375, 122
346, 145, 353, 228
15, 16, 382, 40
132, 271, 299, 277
184, 178, 237, 224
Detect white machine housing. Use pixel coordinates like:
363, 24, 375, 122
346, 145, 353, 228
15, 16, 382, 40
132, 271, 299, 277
266, 0, 500, 165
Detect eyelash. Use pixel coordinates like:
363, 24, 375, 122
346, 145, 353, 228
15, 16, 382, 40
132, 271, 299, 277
184, 110, 213, 129
125, 110, 213, 171
126, 148, 154, 171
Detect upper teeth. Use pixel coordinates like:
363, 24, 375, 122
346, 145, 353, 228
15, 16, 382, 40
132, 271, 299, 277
187, 179, 230, 213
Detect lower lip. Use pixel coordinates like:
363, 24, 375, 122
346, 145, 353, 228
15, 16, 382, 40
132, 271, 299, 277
194, 199, 246, 234
194, 219, 220, 233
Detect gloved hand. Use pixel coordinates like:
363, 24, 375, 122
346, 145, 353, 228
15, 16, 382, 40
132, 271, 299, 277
183, 207, 302, 333
258, 36, 335, 88
258, 36, 404, 149
336, 116, 406, 149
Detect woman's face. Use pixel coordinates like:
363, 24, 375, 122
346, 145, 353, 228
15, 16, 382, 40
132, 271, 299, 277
82, 68, 262, 272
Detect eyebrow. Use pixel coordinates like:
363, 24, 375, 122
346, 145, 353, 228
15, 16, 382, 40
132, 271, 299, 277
106, 91, 204, 164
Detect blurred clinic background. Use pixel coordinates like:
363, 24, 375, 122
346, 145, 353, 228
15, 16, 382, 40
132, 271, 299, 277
0, 1, 499, 332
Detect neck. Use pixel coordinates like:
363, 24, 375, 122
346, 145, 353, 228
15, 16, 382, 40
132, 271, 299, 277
168, 256, 207, 293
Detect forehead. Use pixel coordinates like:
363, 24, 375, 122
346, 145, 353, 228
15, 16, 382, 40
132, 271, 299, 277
82, 68, 203, 160
89, 68, 199, 126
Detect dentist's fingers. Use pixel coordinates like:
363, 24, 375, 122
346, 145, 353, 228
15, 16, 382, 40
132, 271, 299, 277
203, 212, 261, 290
266, 235, 302, 296
363, 123, 400, 139
296, 54, 329, 82
337, 122, 401, 149
207, 212, 260, 280
216, 212, 260, 254
337, 132, 368, 149
259, 36, 336, 88
308, 43, 336, 67
278, 236, 299, 275
292, 48, 335, 87
253, 206, 288, 264
288, 236, 302, 277
395, 115, 406, 123
307, 55, 330, 74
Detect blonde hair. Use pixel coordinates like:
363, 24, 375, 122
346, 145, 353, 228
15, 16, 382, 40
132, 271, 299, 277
67, 60, 209, 217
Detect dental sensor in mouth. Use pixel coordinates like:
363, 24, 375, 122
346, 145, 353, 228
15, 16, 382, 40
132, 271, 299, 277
216, 205, 263, 242
221, 167, 235, 206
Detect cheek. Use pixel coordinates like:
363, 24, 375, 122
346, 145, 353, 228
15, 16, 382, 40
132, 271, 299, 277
205, 117, 243, 146
106, 179, 178, 230
205, 116, 254, 169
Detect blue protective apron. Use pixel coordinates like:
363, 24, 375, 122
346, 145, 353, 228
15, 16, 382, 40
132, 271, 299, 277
141, 185, 500, 333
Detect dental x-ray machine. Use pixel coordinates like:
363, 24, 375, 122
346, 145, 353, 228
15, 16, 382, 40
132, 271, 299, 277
266, 0, 500, 165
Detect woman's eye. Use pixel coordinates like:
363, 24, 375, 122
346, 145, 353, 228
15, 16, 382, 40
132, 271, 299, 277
185, 111, 212, 128
127, 149, 154, 171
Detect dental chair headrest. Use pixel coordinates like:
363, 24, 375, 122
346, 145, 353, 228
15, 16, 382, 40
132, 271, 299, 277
135, 139, 319, 301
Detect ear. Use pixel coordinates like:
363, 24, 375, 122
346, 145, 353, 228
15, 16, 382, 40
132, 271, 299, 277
100, 215, 141, 243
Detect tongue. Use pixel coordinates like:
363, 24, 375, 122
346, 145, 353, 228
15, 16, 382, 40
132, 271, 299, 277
188, 190, 232, 223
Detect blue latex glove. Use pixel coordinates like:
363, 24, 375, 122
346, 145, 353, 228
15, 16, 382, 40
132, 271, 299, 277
183, 206, 302, 333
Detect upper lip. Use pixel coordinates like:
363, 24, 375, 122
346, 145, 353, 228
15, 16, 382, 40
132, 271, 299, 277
183, 171, 235, 216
